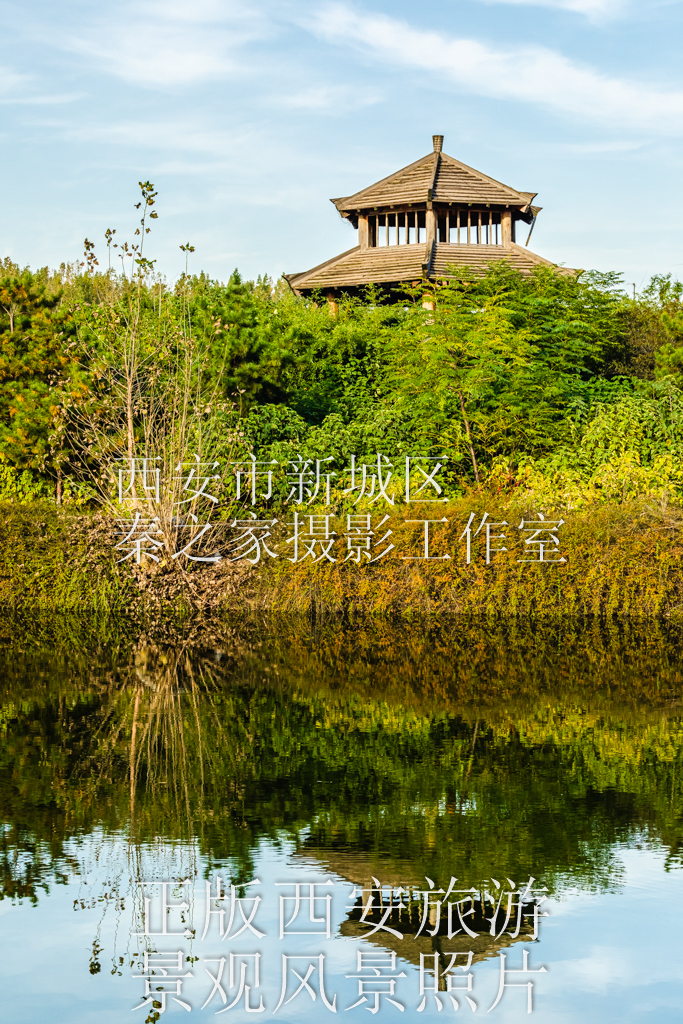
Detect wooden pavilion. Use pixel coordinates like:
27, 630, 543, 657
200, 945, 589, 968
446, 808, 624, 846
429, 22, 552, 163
285, 135, 567, 304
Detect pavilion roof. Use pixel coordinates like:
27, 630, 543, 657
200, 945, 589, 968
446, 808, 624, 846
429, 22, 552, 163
286, 241, 567, 294
332, 150, 537, 213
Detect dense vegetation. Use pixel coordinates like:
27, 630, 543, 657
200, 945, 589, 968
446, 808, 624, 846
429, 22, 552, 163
3, 246, 683, 509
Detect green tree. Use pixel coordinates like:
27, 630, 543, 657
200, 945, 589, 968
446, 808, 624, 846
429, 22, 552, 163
0, 269, 78, 492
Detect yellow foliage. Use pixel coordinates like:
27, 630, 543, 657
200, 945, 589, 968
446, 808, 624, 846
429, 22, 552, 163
253, 497, 683, 618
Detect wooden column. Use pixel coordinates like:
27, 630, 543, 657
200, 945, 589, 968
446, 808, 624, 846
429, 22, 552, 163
326, 292, 338, 316
426, 207, 436, 245
358, 214, 368, 249
501, 210, 512, 247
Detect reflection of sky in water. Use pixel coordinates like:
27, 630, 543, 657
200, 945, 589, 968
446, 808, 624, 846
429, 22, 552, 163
1, 835, 681, 1023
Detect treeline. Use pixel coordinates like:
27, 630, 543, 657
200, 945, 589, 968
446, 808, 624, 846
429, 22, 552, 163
2, 251, 683, 506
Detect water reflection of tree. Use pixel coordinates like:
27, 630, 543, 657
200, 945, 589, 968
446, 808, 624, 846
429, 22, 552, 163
1, 616, 683, 911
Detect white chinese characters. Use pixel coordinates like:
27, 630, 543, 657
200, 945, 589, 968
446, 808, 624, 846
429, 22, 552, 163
131, 876, 549, 1016
111, 454, 568, 567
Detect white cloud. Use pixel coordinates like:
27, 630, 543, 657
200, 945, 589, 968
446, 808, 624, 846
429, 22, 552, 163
0, 63, 72, 105
272, 84, 381, 110
309, 3, 683, 134
64, 0, 272, 87
0, 93, 82, 106
57, 118, 337, 206
558, 140, 644, 153
0, 64, 31, 94
63, 118, 258, 157
552, 942, 683, 995
473, 0, 626, 20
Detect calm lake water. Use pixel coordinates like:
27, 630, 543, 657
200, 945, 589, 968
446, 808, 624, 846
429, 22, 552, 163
1, 616, 682, 1023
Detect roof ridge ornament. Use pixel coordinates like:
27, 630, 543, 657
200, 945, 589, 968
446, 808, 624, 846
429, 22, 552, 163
432, 135, 444, 153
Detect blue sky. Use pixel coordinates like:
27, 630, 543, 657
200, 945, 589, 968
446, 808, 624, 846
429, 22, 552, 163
2, 0, 683, 289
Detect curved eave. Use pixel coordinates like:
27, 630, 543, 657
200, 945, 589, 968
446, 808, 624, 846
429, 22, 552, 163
286, 242, 575, 294
285, 245, 362, 292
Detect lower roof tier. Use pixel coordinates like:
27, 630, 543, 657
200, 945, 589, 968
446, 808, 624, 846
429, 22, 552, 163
286, 242, 573, 293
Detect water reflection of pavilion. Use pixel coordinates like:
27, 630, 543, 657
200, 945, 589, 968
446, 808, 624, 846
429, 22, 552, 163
298, 851, 538, 976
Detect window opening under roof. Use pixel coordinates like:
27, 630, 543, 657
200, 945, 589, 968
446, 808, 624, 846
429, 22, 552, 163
441, 209, 501, 245
368, 212, 425, 247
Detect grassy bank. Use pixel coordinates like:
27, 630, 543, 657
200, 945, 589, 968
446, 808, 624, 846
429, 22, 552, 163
253, 495, 683, 618
1, 497, 683, 618
0, 500, 249, 615
0, 502, 137, 612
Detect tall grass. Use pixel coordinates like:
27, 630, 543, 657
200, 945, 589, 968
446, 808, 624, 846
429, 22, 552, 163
0, 501, 136, 612
2, 496, 683, 618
